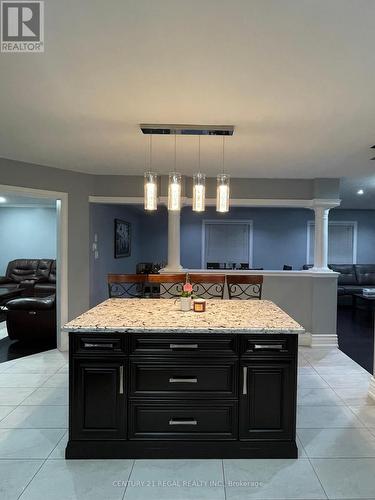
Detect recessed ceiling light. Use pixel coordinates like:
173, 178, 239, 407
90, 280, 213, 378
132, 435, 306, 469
0, 197, 6, 203
357, 189, 364, 195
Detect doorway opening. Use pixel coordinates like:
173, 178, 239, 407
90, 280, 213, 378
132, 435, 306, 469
0, 185, 68, 360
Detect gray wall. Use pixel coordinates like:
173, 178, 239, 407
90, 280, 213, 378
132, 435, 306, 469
92, 175, 341, 200
0, 158, 93, 320
0, 207, 56, 274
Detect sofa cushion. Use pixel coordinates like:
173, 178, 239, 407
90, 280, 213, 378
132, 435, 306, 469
34, 282, 56, 295
6, 259, 39, 283
48, 261, 56, 283
355, 265, 375, 286
329, 264, 357, 285
37, 259, 53, 281
6, 294, 55, 311
338, 285, 368, 295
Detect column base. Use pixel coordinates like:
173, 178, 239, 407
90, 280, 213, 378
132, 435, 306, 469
310, 266, 333, 272
369, 376, 375, 402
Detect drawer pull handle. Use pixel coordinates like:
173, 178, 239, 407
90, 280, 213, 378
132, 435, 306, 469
169, 419, 197, 426
169, 377, 198, 383
243, 366, 247, 395
119, 366, 124, 394
169, 344, 198, 350
83, 342, 114, 349
254, 344, 283, 350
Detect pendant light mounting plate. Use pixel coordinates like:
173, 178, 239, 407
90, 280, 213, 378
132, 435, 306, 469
140, 124, 234, 136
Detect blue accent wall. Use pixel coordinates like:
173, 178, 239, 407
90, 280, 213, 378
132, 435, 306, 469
89, 204, 145, 306
181, 207, 311, 269
329, 209, 375, 264
0, 207, 56, 275
90, 204, 375, 305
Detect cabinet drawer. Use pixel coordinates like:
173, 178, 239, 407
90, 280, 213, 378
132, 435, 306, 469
129, 359, 237, 398
130, 334, 237, 356
72, 334, 126, 355
129, 401, 237, 440
241, 335, 297, 357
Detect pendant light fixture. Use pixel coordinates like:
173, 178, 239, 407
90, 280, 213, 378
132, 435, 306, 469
168, 134, 182, 211
144, 135, 158, 211
216, 136, 230, 213
192, 136, 206, 212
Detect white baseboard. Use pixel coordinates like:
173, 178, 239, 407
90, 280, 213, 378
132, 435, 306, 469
369, 376, 375, 401
298, 332, 312, 346
310, 334, 338, 347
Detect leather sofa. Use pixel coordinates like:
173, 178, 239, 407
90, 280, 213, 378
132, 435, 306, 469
0, 259, 56, 297
6, 294, 56, 342
328, 264, 375, 299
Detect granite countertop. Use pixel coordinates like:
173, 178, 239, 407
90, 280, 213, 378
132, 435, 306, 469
64, 299, 304, 334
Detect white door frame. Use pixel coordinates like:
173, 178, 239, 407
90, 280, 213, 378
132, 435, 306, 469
0, 184, 68, 351
201, 219, 254, 269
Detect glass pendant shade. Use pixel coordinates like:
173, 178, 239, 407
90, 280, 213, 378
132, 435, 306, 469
216, 173, 230, 213
192, 173, 206, 212
168, 172, 182, 211
144, 171, 158, 210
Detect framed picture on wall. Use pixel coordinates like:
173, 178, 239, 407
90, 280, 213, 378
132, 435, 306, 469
114, 219, 131, 258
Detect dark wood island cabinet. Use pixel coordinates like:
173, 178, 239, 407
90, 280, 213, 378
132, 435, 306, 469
65, 299, 303, 459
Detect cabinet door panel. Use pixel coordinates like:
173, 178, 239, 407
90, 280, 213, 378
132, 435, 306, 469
239, 359, 296, 441
71, 359, 126, 440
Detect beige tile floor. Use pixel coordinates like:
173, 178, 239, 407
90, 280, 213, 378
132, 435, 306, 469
0, 344, 374, 499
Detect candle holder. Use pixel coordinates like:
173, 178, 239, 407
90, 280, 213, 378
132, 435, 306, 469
193, 298, 206, 312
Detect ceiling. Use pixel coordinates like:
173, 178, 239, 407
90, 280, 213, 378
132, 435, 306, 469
0, 0, 375, 178
339, 176, 375, 209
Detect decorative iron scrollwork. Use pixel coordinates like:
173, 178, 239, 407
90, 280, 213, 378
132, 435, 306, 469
191, 282, 224, 299
228, 283, 262, 300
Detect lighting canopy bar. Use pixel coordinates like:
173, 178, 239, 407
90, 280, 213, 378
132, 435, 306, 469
140, 124, 234, 136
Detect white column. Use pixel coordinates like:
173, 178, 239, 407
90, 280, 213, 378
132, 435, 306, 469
311, 206, 331, 271
369, 318, 375, 401
163, 210, 183, 272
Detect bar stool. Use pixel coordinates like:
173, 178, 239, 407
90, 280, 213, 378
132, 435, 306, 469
227, 275, 263, 300
107, 274, 147, 298
147, 273, 187, 298
189, 273, 225, 299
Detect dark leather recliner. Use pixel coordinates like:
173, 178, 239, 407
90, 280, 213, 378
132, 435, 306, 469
0, 259, 56, 297
6, 294, 56, 342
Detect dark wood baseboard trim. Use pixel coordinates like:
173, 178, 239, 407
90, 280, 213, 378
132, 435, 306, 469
66, 439, 298, 459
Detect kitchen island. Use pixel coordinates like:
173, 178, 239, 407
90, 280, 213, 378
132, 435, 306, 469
64, 299, 304, 459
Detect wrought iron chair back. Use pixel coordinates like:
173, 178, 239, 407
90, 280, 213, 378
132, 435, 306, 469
107, 274, 147, 298
189, 274, 225, 299
147, 273, 187, 298
227, 275, 263, 300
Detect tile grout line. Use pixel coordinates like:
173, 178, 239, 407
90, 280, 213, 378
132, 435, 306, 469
306, 455, 329, 500
16, 422, 68, 498
16, 457, 48, 500
221, 458, 227, 500
121, 459, 136, 500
